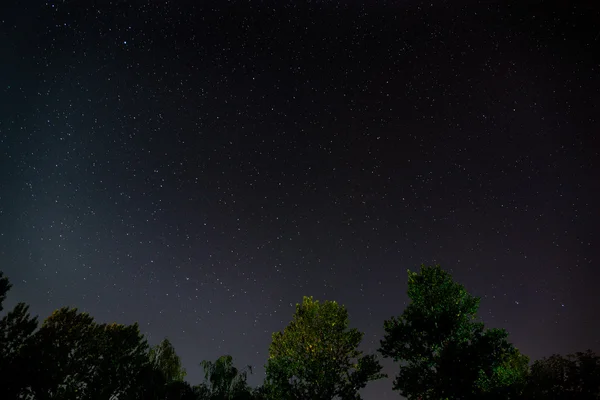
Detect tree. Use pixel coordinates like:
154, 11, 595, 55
473, 335, 530, 399
0, 271, 10, 312
164, 380, 199, 400
379, 265, 528, 400
27, 307, 149, 399
250, 385, 269, 400
196, 354, 254, 400
137, 338, 193, 400
264, 296, 385, 400
150, 338, 187, 382
526, 350, 600, 400
95, 320, 150, 398
0, 271, 39, 398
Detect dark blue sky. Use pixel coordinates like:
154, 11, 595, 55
1, 1, 599, 398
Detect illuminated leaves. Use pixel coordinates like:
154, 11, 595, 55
265, 296, 384, 400
149, 338, 187, 382
380, 265, 528, 400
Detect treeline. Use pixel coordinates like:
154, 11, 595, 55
0, 265, 598, 399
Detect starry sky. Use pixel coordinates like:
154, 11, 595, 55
1, 0, 599, 398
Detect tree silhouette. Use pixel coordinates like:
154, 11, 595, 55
150, 338, 188, 382
526, 350, 600, 400
28, 307, 148, 399
3, 268, 600, 400
0, 271, 10, 312
195, 354, 254, 400
0, 271, 39, 398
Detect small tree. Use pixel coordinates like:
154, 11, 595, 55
264, 296, 385, 400
379, 265, 528, 400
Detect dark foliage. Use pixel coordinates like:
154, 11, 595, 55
526, 350, 600, 400
379, 265, 529, 400
0, 268, 597, 399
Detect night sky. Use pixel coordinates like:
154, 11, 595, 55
1, 1, 599, 398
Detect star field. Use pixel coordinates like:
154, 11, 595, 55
1, 1, 599, 398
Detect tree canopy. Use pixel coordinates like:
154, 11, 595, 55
264, 296, 385, 400
150, 338, 188, 382
379, 265, 529, 400
28, 307, 149, 399
526, 350, 600, 400
196, 354, 254, 400
0, 267, 597, 400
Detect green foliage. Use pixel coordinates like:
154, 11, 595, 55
379, 265, 528, 400
475, 345, 530, 399
140, 337, 192, 399
150, 337, 188, 382
3, 268, 600, 400
196, 354, 254, 400
525, 350, 600, 400
265, 296, 385, 400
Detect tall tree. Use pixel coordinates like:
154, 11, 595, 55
0, 271, 39, 398
264, 296, 385, 400
28, 307, 149, 399
379, 265, 528, 400
526, 350, 600, 400
149, 338, 187, 382
196, 354, 253, 400
138, 337, 194, 400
